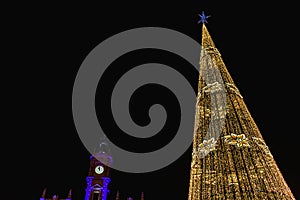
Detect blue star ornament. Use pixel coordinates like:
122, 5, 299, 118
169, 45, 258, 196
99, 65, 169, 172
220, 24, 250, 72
198, 11, 210, 24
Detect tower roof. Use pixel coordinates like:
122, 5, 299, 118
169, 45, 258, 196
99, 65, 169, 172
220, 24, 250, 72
93, 135, 112, 155
92, 135, 113, 166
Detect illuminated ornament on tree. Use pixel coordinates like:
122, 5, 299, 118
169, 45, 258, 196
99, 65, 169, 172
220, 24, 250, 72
252, 136, 273, 157
226, 82, 243, 98
202, 81, 223, 93
198, 137, 217, 157
224, 133, 250, 147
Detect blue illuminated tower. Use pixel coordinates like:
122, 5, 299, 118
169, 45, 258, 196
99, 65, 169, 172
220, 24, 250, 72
84, 141, 112, 200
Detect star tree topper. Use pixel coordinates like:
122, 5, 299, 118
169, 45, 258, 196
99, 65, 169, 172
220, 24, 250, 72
198, 11, 210, 24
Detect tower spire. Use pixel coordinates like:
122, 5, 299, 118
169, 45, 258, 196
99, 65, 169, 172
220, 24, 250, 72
115, 191, 120, 200
188, 17, 295, 200
67, 189, 72, 199
40, 188, 47, 200
140, 192, 144, 200
41, 188, 46, 198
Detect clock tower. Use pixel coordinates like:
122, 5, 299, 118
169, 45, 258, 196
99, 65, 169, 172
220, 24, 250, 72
84, 141, 112, 200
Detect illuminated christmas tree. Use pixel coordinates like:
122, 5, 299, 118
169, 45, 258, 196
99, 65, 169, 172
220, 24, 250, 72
188, 12, 295, 199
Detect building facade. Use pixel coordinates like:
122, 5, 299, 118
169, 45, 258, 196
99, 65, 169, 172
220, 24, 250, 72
40, 142, 144, 200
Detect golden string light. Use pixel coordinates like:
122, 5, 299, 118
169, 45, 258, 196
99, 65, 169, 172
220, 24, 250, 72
188, 24, 295, 200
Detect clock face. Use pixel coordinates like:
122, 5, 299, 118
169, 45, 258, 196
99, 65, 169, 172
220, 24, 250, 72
95, 165, 104, 174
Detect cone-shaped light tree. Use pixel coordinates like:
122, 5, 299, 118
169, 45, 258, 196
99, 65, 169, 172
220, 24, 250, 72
188, 15, 295, 199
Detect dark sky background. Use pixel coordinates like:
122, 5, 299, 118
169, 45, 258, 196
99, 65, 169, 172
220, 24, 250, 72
5, 0, 299, 200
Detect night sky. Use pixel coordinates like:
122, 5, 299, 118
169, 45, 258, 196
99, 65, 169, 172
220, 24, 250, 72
6, 1, 299, 199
